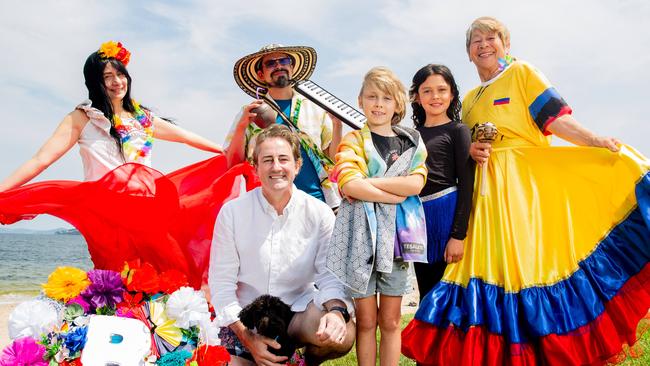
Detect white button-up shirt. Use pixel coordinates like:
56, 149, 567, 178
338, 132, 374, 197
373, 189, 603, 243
208, 186, 351, 327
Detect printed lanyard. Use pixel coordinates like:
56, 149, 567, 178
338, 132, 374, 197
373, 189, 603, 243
290, 98, 302, 127
464, 84, 490, 121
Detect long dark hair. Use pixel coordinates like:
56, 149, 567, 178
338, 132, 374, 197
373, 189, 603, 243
83, 52, 137, 157
409, 64, 461, 128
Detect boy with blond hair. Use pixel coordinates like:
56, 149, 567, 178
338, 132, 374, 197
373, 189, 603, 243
327, 67, 428, 366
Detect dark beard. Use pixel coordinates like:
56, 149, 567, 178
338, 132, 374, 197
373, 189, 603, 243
271, 74, 290, 88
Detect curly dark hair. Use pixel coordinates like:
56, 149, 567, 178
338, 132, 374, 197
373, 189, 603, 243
409, 64, 461, 127
238, 294, 297, 358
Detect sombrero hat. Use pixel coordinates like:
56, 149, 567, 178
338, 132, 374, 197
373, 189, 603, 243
233, 44, 317, 99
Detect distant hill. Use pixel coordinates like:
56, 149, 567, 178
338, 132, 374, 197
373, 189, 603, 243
0, 227, 80, 235
54, 228, 81, 235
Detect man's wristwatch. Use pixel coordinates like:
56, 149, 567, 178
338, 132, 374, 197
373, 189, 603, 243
328, 306, 350, 323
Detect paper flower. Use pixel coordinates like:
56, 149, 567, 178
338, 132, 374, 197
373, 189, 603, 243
8, 299, 60, 340
189, 344, 230, 366
165, 287, 209, 329
63, 326, 88, 354
123, 261, 160, 294
156, 349, 192, 366
158, 269, 189, 294
63, 304, 85, 324
67, 296, 90, 313
0, 336, 47, 366
42, 267, 91, 303
198, 317, 221, 346
116, 292, 144, 318
81, 269, 125, 310
59, 359, 82, 366
98, 41, 131, 66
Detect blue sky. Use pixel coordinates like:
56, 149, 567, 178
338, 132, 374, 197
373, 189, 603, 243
1, 0, 648, 229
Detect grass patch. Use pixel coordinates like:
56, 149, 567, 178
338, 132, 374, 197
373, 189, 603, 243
324, 314, 650, 366
324, 314, 416, 366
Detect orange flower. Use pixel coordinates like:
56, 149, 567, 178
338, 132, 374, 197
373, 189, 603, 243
98, 41, 131, 66
99, 41, 120, 58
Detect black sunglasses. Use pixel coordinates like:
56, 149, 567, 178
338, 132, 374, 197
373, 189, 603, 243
263, 57, 292, 69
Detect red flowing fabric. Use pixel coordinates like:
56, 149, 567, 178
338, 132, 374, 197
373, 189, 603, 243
402, 264, 650, 366
0, 155, 259, 289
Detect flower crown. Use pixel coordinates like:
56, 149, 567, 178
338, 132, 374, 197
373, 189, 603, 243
98, 41, 131, 66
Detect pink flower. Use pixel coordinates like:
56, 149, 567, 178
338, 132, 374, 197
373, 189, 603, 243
67, 295, 91, 313
0, 337, 47, 366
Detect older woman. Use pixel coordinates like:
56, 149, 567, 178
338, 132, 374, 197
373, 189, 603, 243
402, 17, 650, 365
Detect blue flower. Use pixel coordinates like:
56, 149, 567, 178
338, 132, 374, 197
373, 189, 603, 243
64, 326, 88, 354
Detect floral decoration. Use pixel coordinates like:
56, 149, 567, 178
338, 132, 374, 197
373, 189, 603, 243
166, 287, 209, 329
2, 262, 230, 365
42, 267, 91, 303
188, 344, 231, 366
81, 269, 125, 311
0, 336, 48, 366
98, 41, 131, 66
8, 298, 60, 340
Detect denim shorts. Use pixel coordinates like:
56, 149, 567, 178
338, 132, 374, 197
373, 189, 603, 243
351, 260, 410, 298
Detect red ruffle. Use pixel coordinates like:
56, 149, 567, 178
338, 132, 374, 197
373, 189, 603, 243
0, 155, 259, 289
402, 263, 650, 366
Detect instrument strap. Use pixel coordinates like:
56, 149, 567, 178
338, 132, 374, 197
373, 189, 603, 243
263, 94, 334, 172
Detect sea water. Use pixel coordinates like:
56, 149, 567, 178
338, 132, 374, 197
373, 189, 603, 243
0, 233, 92, 301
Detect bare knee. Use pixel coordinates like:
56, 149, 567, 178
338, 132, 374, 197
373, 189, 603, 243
378, 311, 401, 333
356, 310, 377, 333
305, 321, 356, 363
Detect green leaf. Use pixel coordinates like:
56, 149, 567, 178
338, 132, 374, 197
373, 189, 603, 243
95, 305, 116, 316
63, 303, 84, 322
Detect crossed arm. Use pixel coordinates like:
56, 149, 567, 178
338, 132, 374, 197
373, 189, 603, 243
340, 174, 424, 204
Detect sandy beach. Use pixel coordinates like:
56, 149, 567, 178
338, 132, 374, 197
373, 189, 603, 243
0, 303, 18, 348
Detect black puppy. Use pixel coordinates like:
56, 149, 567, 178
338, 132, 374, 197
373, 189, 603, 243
238, 294, 297, 358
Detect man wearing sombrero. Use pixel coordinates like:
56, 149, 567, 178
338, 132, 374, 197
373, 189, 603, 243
225, 44, 342, 208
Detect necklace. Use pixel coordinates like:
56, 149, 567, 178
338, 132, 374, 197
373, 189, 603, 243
466, 58, 516, 119
463, 84, 491, 122
112, 100, 154, 162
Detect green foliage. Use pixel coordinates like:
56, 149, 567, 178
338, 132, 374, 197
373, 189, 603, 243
182, 326, 200, 345
95, 305, 116, 316
324, 314, 416, 366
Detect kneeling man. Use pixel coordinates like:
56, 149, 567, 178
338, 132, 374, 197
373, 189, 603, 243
209, 124, 354, 365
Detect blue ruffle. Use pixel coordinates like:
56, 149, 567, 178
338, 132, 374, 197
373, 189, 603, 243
422, 190, 457, 263
415, 173, 650, 344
